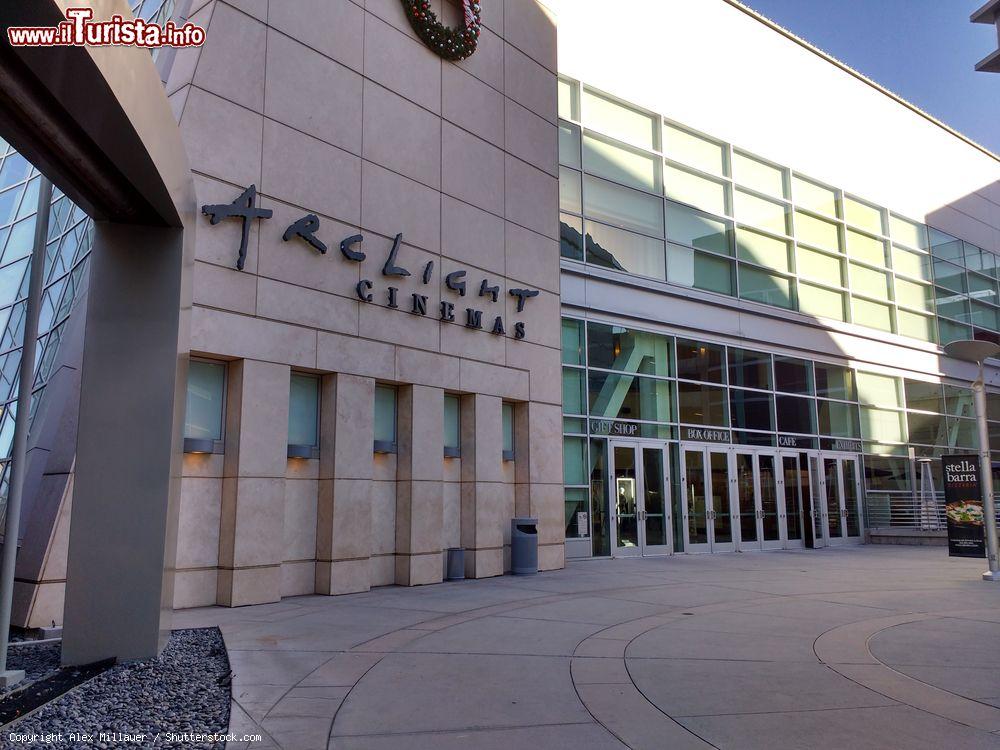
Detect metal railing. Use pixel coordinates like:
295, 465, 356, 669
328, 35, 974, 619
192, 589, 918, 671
866, 490, 1000, 531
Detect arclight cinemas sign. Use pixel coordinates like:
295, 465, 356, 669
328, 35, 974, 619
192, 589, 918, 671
202, 185, 540, 339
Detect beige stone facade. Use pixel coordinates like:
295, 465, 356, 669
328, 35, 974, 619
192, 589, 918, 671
167, 0, 564, 607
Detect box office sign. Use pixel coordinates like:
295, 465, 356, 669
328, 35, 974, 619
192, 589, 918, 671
942, 455, 986, 559
202, 185, 540, 339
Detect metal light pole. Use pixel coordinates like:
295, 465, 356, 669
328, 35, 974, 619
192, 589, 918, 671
944, 339, 1000, 582
0, 176, 52, 687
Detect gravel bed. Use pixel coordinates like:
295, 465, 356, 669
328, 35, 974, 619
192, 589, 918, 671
5, 641, 61, 692
4, 628, 231, 749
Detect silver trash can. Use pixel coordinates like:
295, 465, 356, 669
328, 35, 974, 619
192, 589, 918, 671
510, 518, 538, 575
446, 547, 465, 580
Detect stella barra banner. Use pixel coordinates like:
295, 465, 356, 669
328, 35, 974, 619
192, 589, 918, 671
942, 455, 986, 559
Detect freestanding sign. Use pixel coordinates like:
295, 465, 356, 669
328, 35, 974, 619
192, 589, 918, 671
942, 455, 987, 558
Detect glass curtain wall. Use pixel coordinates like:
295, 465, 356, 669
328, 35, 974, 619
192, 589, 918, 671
562, 315, 1000, 554
559, 76, 998, 348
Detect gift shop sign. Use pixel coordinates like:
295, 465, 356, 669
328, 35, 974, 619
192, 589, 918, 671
202, 186, 539, 339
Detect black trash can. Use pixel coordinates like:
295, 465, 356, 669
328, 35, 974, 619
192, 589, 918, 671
446, 547, 465, 581
510, 518, 538, 575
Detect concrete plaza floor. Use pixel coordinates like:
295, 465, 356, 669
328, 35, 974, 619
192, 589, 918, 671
174, 546, 1000, 750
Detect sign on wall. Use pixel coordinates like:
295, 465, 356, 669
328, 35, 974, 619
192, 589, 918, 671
202, 185, 539, 340
942, 454, 986, 559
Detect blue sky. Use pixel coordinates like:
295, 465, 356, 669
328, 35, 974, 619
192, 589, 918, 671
743, 0, 1000, 154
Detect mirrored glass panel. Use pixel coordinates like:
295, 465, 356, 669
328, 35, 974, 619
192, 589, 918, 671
844, 196, 885, 235
793, 175, 838, 217
815, 363, 856, 400
774, 357, 813, 394
795, 211, 841, 253
734, 189, 790, 236
736, 227, 791, 273
678, 381, 728, 425
817, 399, 859, 438
583, 132, 661, 193
733, 151, 787, 198
558, 122, 581, 169
664, 163, 729, 216
677, 338, 726, 383
588, 371, 673, 422
798, 282, 846, 322
584, 175, 664, 237
582, 88, 658, 151
730, 388, 774, 431
559, 166, 581, 214
288, 373, 319, 447
185, 360, 225, 441
666, 202, 732, 255
739, 266, 794, 309
587, 322, 673, 376
663, 122, 727, 176
560, 213, 584, 261
729, 348, 772, 389
585, 221, 665, 279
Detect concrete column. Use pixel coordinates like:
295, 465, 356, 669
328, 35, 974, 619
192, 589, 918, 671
62, 222, 189, 665
316, 374, 373, 595
515, 401, 566, 571
217, 359, 290, 606
460, 394, 505, 578
395, 386, 444, 586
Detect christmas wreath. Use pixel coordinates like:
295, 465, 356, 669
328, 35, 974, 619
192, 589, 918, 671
402, 0, 482, 61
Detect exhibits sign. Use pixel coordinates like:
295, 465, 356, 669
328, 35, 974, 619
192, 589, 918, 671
942, 454, 986, 559
202, 185, 539, 340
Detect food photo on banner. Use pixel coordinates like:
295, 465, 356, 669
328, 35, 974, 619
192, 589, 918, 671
941, 455, 987, 559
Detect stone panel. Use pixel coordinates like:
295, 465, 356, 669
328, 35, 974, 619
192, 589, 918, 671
362, 81, 442, 189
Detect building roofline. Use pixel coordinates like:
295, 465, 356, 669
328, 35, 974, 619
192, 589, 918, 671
971, 0, 999, 24
726, 0, 1000, 163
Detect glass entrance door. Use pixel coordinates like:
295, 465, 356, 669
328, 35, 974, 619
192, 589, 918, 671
819, 454, 864, 545
681, 445, 735, 553
779, 452, 806, 549
609, 442, 671, 557
732, 449, 785, 551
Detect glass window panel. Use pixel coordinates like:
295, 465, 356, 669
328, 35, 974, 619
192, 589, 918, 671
558, 122, 581, 169
948, 417, 978, 448
738, 265, 794, 309
798, 282, 846, 322
850, 263, 890, 300
843, 196, 885, 235
965, 242, 989, 274
817, 399, 859, 438
564, 436, 587, 485
793, 175, 838, 217
676, 338, 726, 383
851, 297, 893, 331
444, 394, 461, 450
733, 151, 787, 198
185, 360, 225, 441
929, 228, 964, 262
933, 260, 966, 293
935, 287, 969, 321
856, 371, 901, 407
560, 214, 584, 261
846, 229, 887, 266
561, 318, 585, 365
374, 385, 397, 444
558, 78, 579, 120
583, 133, 661, 193
944, 385, 976, 419
730, 388, 774, 431
968, 272, 998, 305
288, 373, 319, 447
0, 258, 27, 305
889, 214, 928, 250
665, 202, 732, 255
691, 251, 734, 295
729, 348, 771, 389
584, 175, 663, 236
582, 88, 657, 151
795, 211, 841, 253
815, 364, 856, 400
559, 166, 581, 214
865, 456, 911, 492
677, 381, 728, 425
736, 227, 791, 273
588, 371, 673, 422
775, 395, 815, 434
734, 189, 790, 235
663, 122, 727, 176
796, 245, 844, 285
938, 317, 972, 346
502, 402, 514, 453
664, 163, 729, 216
563, 367, 586, 415
774, 357, 813, 394
904, 380, 943, 413
896, 310, 936, 342
585, 221, 665, 279
860, 406, 905, 443
892, 245, 931, 281
894, 277, 933, 312
587, 322, 672, 376
971, 302, 999, 331
906, 411, 947, 445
